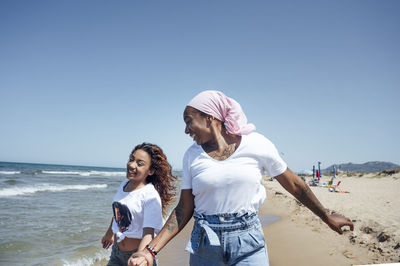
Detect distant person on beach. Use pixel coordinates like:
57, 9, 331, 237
128, 90, 354, 266
101, 143, 176, 266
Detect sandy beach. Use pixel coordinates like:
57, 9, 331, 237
156, 171, 400, 265
262, 171, 400, 266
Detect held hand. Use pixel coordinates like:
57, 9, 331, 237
128, 250, 154, 266
326, 213, 354, 234
101, 234, 113, 249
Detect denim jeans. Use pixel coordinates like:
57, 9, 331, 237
186, 211, 269, 266
107, 243, 158, 266
107, 243, 138, 266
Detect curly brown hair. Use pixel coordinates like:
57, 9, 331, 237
131, 143, 177, 217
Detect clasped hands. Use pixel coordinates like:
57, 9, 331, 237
127, 250, 153, 266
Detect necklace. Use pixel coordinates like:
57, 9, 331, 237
208, 143, 237, 161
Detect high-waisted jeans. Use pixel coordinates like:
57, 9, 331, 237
186, 211, 269, 266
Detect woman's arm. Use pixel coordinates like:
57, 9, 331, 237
275, 168, 354, 234
128, 189, 195, 266
137, 228, 155, 251
101, 218, 114, 249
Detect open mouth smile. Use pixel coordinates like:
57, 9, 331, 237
127, 168, 136, 176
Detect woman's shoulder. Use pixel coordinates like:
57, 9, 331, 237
116, 179, 129, 191
141, 183, 162, 206
183, 143, 203, 160
142, 183, 161, 198
245, 131, 274, 146
185, 142, 202, 154
112, 180, 129, 202
240, 132, 281, 158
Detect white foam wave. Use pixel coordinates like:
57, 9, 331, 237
88, 171, 125, 176
0, 171, 21, 175
62, 249, 110, 266
42, 170, 125, 176
42, 171, 85, 175
0, 183, 108, 197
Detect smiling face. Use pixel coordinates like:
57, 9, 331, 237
183, 106, 212, 145
126, 149, 154, 185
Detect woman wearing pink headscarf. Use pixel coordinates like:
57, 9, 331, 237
129, 90, 353, 266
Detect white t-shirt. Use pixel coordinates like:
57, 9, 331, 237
181, 132, 287, 215
111, 181, 163, 242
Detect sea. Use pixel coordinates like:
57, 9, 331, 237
0, 161, 177, 266
0, 161, 280, 266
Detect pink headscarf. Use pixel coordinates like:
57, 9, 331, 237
187, 90, 256, 135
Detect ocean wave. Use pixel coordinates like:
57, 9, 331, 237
42, 171, 86, 175
88, 171, 125, 176
0, 184, 108, 197
0, 171, 21, 175
62, 249, 110, 266
41, 170, 125, 176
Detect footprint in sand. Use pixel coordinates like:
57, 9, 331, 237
342, 250, 356, 259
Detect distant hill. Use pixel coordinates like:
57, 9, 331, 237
323, 161, 400, 173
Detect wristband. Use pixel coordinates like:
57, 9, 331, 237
145, 245, 158, 263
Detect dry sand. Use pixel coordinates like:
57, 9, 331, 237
262, 171, 400, 266
101, 171, 400, 265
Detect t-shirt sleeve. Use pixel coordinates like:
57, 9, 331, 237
256, 134, 288, 177
180, 149, 192, 190
142, 193, 163, 233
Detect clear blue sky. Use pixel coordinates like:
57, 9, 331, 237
1, 0, 399, 172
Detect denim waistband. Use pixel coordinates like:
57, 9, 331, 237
194, 211, 259, 229
192, 211, 260, 247
114, 243, 138, 255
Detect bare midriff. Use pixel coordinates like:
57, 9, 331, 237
115, 235, 142, 252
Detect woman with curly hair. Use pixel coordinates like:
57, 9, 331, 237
101, 143, 176, 266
